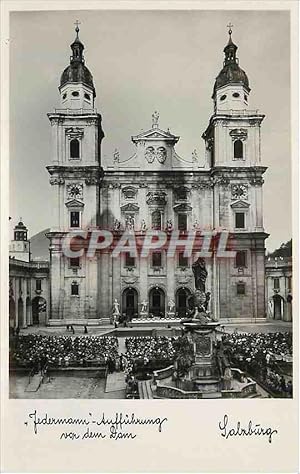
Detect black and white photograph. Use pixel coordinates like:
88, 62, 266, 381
7, 8, 294, 401
1, 2, 299, 473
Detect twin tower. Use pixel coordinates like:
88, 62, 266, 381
46, 25, 268, 324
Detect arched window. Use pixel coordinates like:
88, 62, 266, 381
70, 139, 80, 159
234, 139, 243, 159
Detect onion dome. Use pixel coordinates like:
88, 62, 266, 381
213, 28, 250, 96
60, 24, 95, 95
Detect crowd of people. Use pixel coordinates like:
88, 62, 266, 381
10, 334, 119, 370
223, 332, 293, 397
124, 336, 177, 374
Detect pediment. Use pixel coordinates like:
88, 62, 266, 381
132, 127, 179, 143
65, 199, 84, 208
230, 200, 250, 209
173, 203, 193, 212
120, 203, 140, 212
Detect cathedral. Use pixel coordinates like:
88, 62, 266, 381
45, 25, 268, 324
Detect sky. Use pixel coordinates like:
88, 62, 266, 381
9, 9, 291, 251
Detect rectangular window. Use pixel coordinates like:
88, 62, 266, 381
152, 251, 162, 268
70, 257, 80, 268
287, 276, 292, 291
35, 279, 41, 291
273, 277, 280, 290
178, 251, 188, 268
235, 212, 245, 229
178, 213, 187, 230
71, 282, 79, 296
235, 251, 247, 268
237, 282, 246, 295
70, 211, 80, 228
125, 253, 135, 267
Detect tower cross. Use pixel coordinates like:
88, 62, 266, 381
227, 22, 233, 35
74, 20, 81, 36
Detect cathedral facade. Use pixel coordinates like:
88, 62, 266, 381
46, 26, 268, 324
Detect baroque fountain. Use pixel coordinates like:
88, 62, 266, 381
149, 258, 258, 399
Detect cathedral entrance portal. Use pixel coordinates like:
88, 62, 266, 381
176, 287, 192, 317
122, 288, 138, 319
149, 287, 165, 317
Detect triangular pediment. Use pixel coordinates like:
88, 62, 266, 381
132, 127, 179, 143
65, 199, 84, 209
173, 203, 193, 212
230, 200, 250, 209
120, 203, 140, 212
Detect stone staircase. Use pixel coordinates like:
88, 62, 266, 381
138, 380, 153, 399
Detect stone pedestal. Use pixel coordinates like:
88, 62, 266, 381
183, 322, 221, 393
140, 311, 148, 318
167, 312, 175, 318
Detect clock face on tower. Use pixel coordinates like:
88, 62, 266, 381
231, 184, 248, 200
67, 183, 83, 199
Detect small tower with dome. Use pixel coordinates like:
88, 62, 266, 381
213, 24, 250, 113
9, 219, 31, 262
59, 21, 96, 110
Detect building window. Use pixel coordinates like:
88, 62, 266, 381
178, 252, 188, 268
235, 251, 247, 268
237, 282, 246, 295
72, 91, 79, 97
71, 281, 79, 296
151, 210, 162, 230
35, 279, 41, 291
125, 253, 135, 268
287, 276, 292, 291
70, 139, 80, 159
152, 252, 162, 268
70, 257, 80, 268
235, 212, 245, 229
273, 278, 280, 290
178, 213, 187, 231
84, 93, 90, 101
70, 211, 80, 228
234, 139, 243, 159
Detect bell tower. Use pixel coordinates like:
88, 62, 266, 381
46, 24, 104, 323
202, 26, 268, 321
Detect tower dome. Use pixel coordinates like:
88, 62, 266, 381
213, 28, 250, 97
59, 24, 96, 109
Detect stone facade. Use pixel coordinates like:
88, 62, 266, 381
45, 28, 268, 323
265, 257, 292, 321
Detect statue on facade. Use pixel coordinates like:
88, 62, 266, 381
192, 257, 208, 292
168, 299, 175, 313
140, 219, 147, 232
126, 215, 135, 231
166, 219, 173, 232
113, 219, 121, 231
152, 110, 159, 128
113, 148, 120, 164
112, 299, 120, 316
141, 300, 148, 312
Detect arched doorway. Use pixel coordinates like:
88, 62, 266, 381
17, 298, 24, 328
32, 296, 47, 325
122, 288, 138, 319
149, 287, 165, 317
9, 297, 16, 328
176, 287, 192, 317
273, 294, 284, 320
